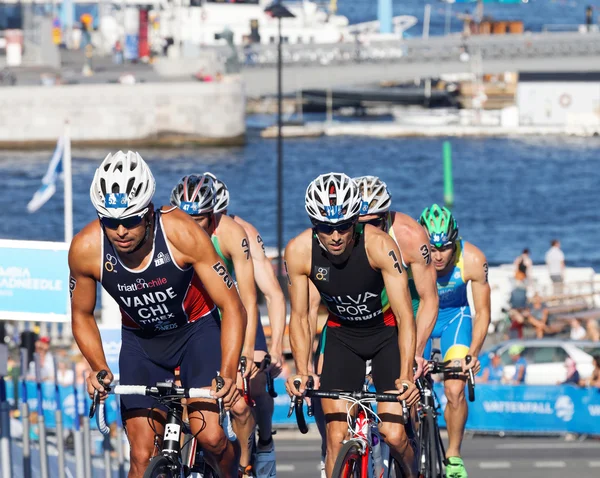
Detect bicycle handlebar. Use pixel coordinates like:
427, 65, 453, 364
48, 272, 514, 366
260, 354, 278, 398
289, 379, 412, 434
90, 372, 236, 440
426, 354, 476, 402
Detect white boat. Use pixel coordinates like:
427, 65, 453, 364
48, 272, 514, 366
160, 0, 418, 46
90, 0, 418, 51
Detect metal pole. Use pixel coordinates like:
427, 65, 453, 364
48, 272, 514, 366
34, 353, 50, 478
116, 401, 126, 478
54, 357, 66, 478
72, 364, 85, 478
0, 343, 12, 478
276, 16, 284, 288
63, 120, 73, 244
423, 4, 431, 39
20, 348, 32, 478
326, 88, 333, 125
445, 2, 452, 36
296, 89, 303, 123
103, 434, 112, 478
82, 371, 93, 478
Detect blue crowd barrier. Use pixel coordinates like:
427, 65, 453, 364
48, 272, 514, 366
4, 379, 119, 431
434, 383, 600, 435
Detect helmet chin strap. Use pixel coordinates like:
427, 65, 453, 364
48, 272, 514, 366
127, 213, 153, 255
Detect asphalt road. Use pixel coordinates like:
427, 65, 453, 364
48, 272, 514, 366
8, 428, 600, 477
270, 428, 600, 478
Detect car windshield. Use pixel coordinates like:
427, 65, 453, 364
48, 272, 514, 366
580, 345, 600, 356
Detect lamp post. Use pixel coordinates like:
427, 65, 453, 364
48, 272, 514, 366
264, 2, 295, 287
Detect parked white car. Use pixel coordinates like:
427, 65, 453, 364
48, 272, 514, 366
482, 339, 600, 385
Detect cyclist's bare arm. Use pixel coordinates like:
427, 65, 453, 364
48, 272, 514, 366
307, 282, 322, 373
163, 209, 246, 381
235, 217, 286, 363
220, 216, 258, 365
464, 241, 491, 360
365, 226, 416, 385
285, 230, 313, 381
393, 213, 439, 357
68, 222, 112, 393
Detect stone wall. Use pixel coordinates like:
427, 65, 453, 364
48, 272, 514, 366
0, 77, 245, 147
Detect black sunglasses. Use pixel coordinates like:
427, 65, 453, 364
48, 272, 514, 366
313, 221, 355, 235
100, 213, 145, 230
360, 216, 386, 229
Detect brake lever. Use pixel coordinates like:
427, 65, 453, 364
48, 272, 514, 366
216, 373, 225, 427
263, 354, 278, 398
288, 379, 301, 418
88, 370, 109, 419
401, 382, 410, 425
306, 376, 314, 417
240, 356, 255, 407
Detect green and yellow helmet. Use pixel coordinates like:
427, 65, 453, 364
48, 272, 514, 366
419, 204, 459, 248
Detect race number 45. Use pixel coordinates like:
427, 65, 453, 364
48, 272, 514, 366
212, 262, 234, 289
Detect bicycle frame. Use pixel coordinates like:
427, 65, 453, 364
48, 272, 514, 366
91, 375, 235, 477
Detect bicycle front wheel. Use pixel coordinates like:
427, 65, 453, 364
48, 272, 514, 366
332, 439, 366, 478
143, 455, 177, 478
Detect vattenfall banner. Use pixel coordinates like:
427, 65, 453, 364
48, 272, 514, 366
0, 239, 70, 322
435, 383, 600, 434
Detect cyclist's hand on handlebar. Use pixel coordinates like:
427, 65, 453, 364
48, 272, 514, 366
240, 354, 255, 379
395, 378, 420, 407
212, 376, 238, 408
266, 350, 283, 378
285, 374, 316, 397
414, 356, 428, 380
87, 370, 113, 400
462, 355, 480, 374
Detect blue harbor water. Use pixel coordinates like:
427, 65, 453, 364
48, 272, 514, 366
340, 0, 599, 35
1, 132, 599, 270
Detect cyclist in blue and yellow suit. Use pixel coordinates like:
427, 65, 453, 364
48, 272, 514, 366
419, 205, 491, 478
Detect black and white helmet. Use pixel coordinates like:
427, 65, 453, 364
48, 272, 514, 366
170, 174, 215, 215
90, 151, 155, 219
305, 172, 361, 224
354, 175, 392, 215
204, 172, 229, 214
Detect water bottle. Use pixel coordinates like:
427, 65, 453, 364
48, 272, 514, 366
371, 426, 384, 478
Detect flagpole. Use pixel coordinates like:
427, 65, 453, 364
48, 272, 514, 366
63, 121, 73, 243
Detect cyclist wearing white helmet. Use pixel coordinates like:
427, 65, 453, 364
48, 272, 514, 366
69, 152, 246, 478
171, 173, 259, 478
354, 175, 438, 375
285, 172, 420, 478
308, 175, 439, 474
205, 171, 286, 478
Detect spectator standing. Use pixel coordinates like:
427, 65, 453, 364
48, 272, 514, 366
514, 248, 533, 279
507, 270, 528, 339
545, 240, 565, 295
27, 336, 55, 381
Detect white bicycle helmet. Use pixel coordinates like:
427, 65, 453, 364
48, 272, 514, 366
170, 174, 215, 215
305, 172, 361, 224
90, 151, 155, 219
204, 171, 230, 214
354, 175, 392, 215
